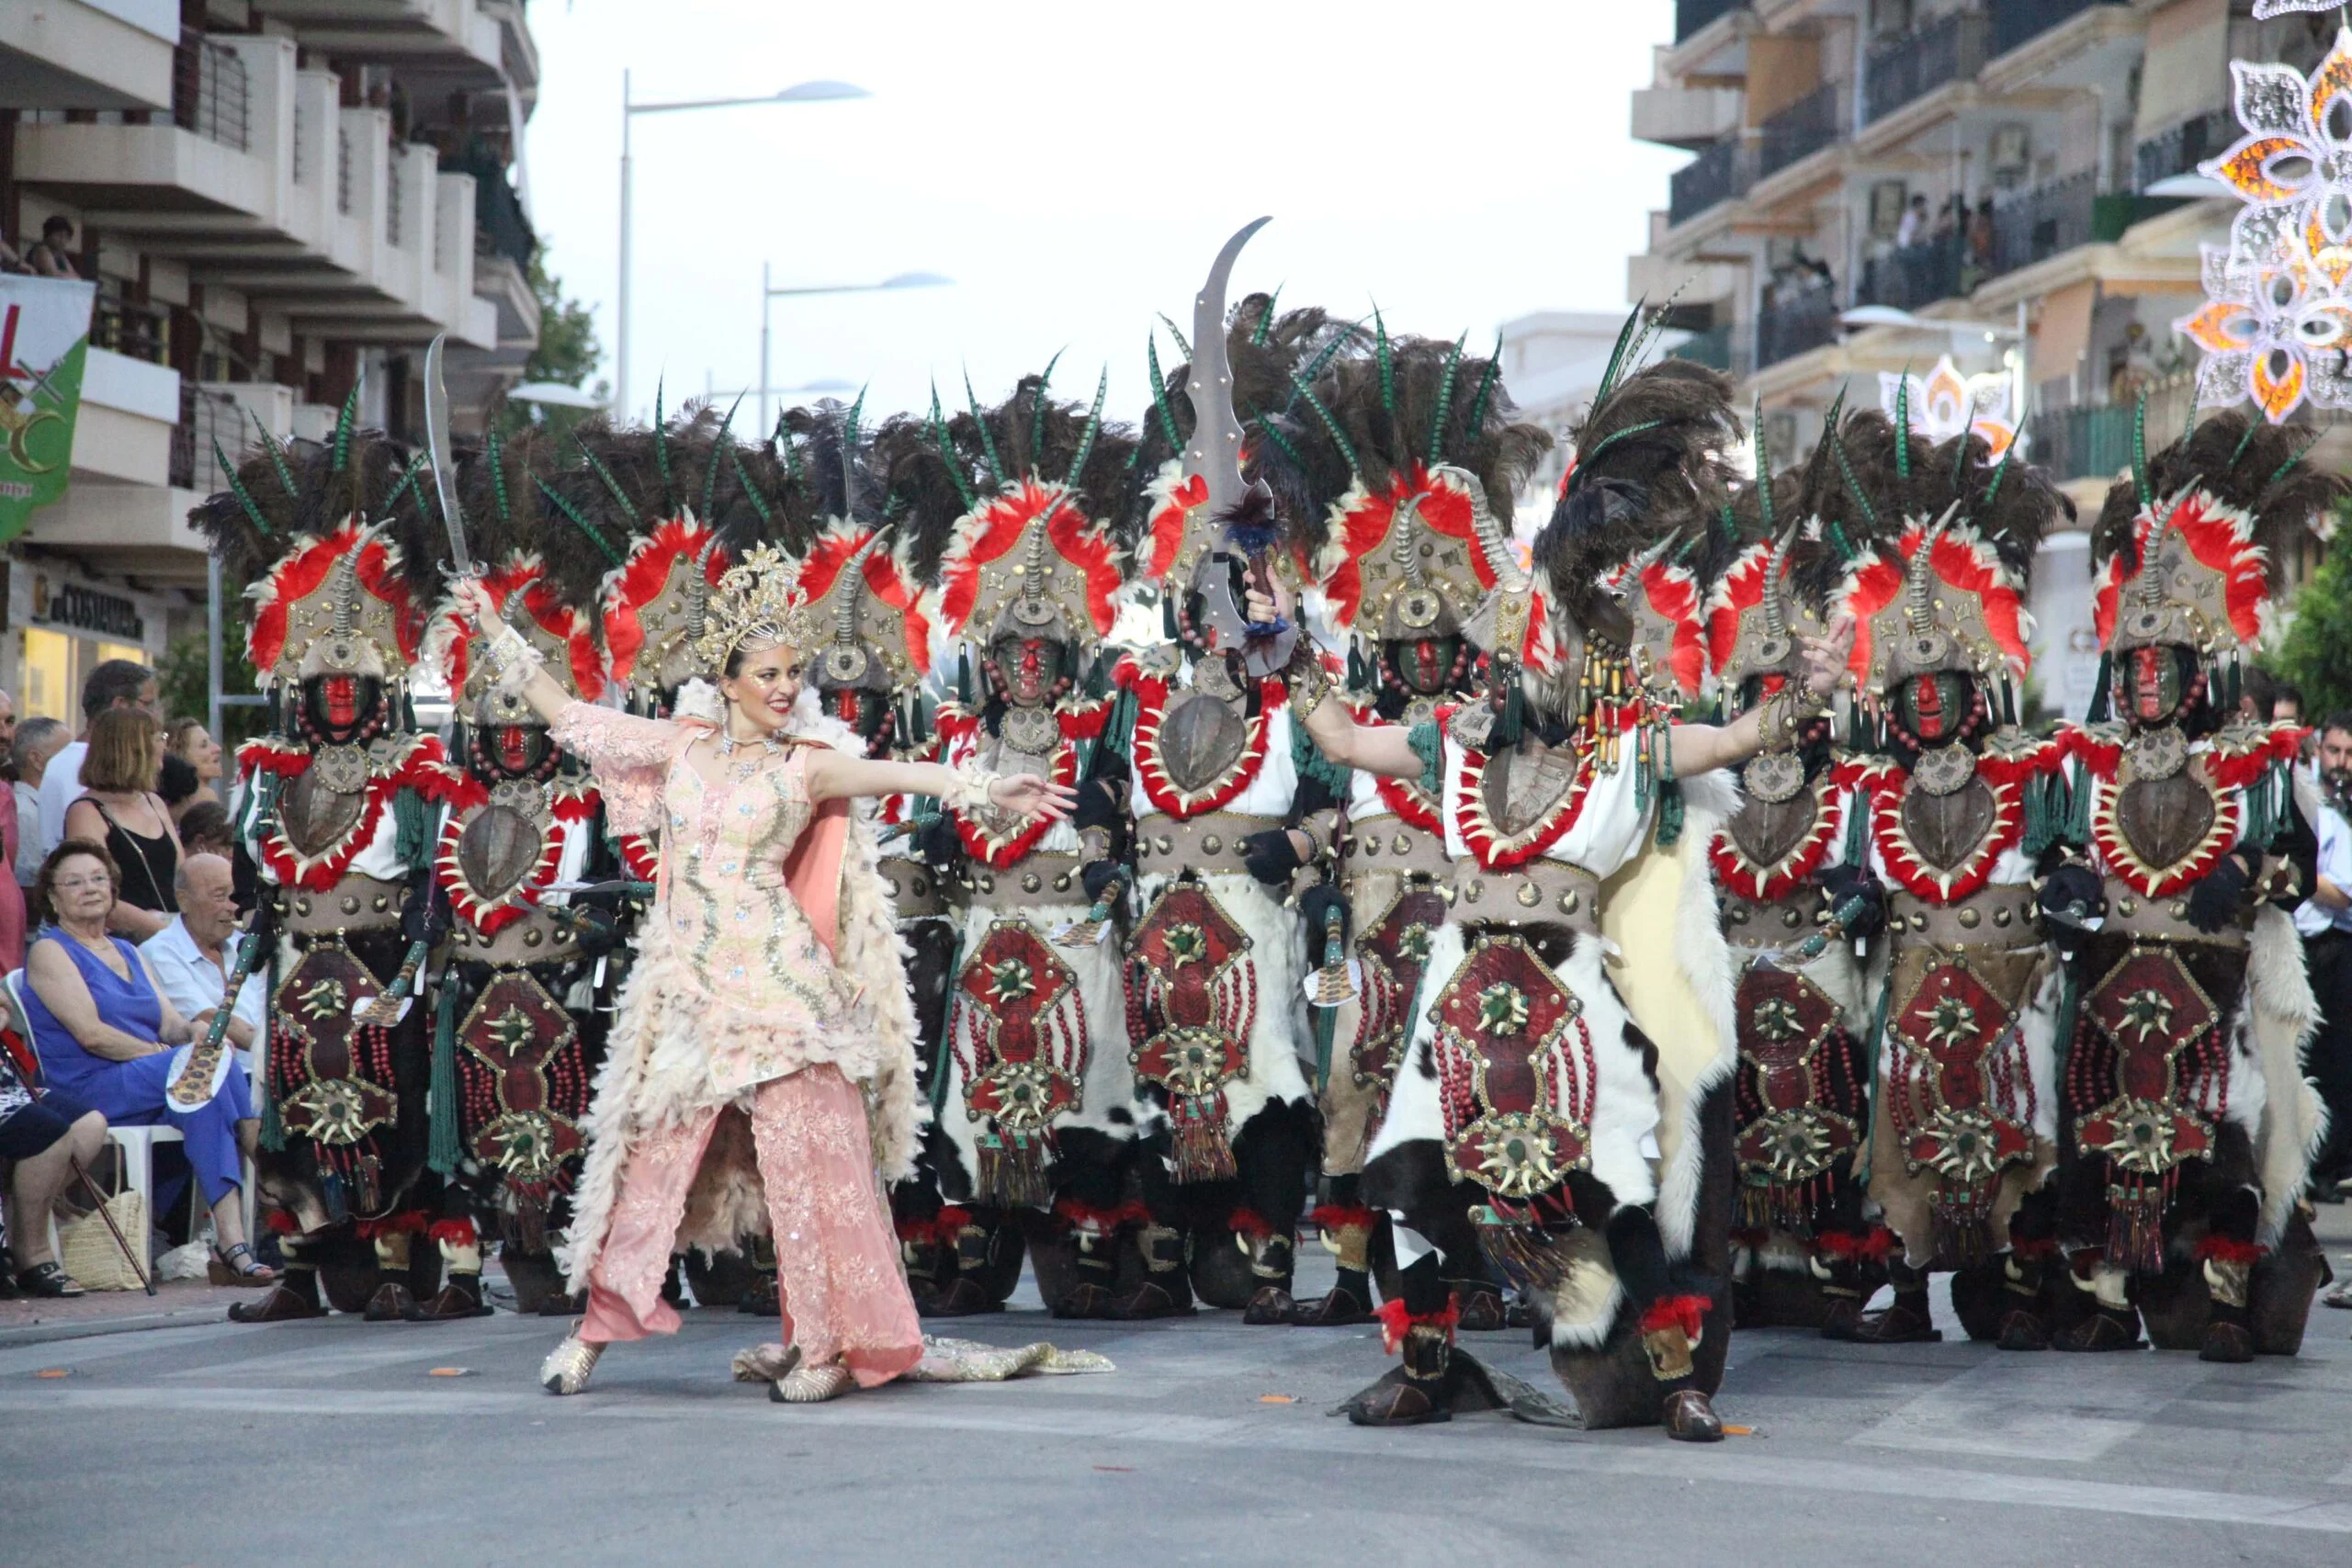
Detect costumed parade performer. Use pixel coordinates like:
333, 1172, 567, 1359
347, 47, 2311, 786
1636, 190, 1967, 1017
199, 408, 466, 1324
1705, 421, 1891, 1334
1261, 322, 1552, 1330
1106, 223, 1349, 1321
458, 545, 1074, 1402
1289, 310, 1850, 1438
1820, 403, 2072, 1349
890, 372, 1142, 1318
2046, 407, 2336, 1358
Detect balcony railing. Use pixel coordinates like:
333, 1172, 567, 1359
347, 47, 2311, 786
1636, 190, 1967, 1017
172, 33, 248, 152
1675, 0, 1745, 43
1991, 0, 2125, 61
1668, 323, 1735, 373
1986, 169, 2098, 281
2136, 108, 2236, 192
91, 295, 170, 367
471, 165, 537, 271
1757, 286, 1839, 370
2023, 402, 2135, 483
1864, 11, 1988, 125
1858, 231, 1965, 313
1669, 139, 1751, 227
1759, 82, 1844, 180
173, 387, 243, 492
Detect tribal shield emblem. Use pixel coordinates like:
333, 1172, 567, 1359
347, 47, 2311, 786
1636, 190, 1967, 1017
1127, 879, 1255, 1181
1429, 933, 1595, 1203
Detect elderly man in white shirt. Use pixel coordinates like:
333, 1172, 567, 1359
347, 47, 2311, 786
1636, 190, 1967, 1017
2297, 716, 2352, 1253
13, 717, 68, 887
141, 853, 265, 1078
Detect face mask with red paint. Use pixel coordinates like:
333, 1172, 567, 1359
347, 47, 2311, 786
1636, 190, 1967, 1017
301, 672, 382, 743
2115, 645, 2187, 726
1893, 671, 1975, 745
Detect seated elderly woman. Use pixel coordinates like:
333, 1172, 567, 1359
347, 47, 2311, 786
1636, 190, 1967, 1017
21, 840, 276, 1283
0, 1044, 106, 1296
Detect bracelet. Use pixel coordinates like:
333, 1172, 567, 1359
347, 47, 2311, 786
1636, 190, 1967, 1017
1287, 646, 1334, 724
944, 762, 1000, 814
481, 626, 544, 694
1757, 687, 1826, 752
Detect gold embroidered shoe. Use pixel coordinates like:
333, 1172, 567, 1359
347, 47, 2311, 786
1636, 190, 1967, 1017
539, 1329, 604, 1395
769, 1360, 853, 1404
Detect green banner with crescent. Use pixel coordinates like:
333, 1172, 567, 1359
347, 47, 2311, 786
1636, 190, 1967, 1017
0, 276, 98, 543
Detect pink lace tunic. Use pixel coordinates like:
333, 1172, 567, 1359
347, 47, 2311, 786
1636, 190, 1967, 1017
550, 703, 922, 1383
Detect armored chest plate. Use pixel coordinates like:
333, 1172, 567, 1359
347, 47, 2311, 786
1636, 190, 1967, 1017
279, 767, 368, 859
1727, 787, 1823, 873
1901, 773, 1997, 871
458, 803, 548, 908
1157, 688, 1250, 796
2113, 773, 2218, 874
1485, 739, 1579, 839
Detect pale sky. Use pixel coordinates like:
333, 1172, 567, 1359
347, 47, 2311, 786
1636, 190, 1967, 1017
526, 0, 1683, 425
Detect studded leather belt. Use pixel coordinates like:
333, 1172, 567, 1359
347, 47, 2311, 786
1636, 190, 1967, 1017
1885, 885, 2042, 950
1454, 861, 1600, 937
275, 874, 405, 935
1721, 886, 1828, 951
448, 908, 595, 966
881, 855, 962, 922
955, 852, 1089, 910
1340, 819, 1454, 880
1133, 812, 1286, 876
2095, 882, 2248, 947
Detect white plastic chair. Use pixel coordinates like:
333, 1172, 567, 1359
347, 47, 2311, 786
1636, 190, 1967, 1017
4, 965, 254, 1269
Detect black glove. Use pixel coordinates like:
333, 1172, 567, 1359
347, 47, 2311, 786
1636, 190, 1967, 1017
1073, 777, 1126, 833
1239, 828, 1305, 888
1080, 859, 1126, 905
2036, 863, 2104, 933
916, 815, 965, 871
1298, 884, 1351, 973
563, 906, 626, 960
2185, 850, 2256, 935
1813, 863, 1887, 943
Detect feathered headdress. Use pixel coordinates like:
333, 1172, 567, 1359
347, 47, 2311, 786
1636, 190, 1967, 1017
904, 370, 1133, 651
1272, 327, 1550, 654
423, 554, 606, 721
2091, 405, 2345, 665
1826, 400, 2064, 700
1705, 408, 1836, 707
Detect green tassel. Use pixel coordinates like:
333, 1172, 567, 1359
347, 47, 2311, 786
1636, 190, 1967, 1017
1147, 337, 1182, 453
1407, 719, 1444, 795
485, 429, 512, 525
427, 965, 461, 1178
957, 646, 973, 708
1291, 710, 1351, 798
2051, 965, 2082, 1086
1425, 332, 1467, 464
965, 371, 1005, 490
1463, 334, 1504, 442
2087, 650, 2113, 723
1027, 352, 1061, 473
214, 439, 273, 536
391, 785, 430, 866
331, 377, 361, 474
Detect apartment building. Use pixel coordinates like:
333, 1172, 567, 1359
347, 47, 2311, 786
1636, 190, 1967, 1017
0, 0, 541, 716
1629, 0, 2335, 715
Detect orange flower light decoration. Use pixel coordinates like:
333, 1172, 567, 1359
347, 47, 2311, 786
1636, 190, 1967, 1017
2199, 24, 2352, 291
2174, 243, 2352, 423
1877, 355, 2018, 458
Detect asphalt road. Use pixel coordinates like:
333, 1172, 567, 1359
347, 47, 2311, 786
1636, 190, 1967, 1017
5, 1239, 2351, 1567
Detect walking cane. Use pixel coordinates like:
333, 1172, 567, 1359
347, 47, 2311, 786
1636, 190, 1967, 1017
64, 1156, 154, 1297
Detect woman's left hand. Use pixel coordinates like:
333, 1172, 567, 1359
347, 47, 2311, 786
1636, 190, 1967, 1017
1800, 612, 1856, 700
988, 773, 1078, 822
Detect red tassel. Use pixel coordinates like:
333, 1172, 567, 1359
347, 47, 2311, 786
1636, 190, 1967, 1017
427, 1218, 477, 1247
1639, 1294, 1713, 1341
1051, 1198, 1136, 1236
1309, 1203, 1379, 1233
2193, 1235, 2265, 1267
1227, 1207, 1276, 1243
2008, 1235, 2061, 1261
934, 1205, 973, 1236
265, 1209, 300, 1236
1374, 1295, 1461, 1355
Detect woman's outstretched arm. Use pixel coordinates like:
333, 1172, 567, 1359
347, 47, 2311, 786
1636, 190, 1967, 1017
802, 750, 1075, 821
451, 578, 573, 725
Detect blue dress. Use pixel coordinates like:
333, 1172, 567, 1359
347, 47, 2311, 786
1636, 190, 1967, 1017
24, 927, 251, 1206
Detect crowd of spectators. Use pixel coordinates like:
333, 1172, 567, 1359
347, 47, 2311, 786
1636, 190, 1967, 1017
0, 659, 260, 1298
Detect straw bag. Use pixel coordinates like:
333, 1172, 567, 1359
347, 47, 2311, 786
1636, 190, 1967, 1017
57, 1185, 149, 1292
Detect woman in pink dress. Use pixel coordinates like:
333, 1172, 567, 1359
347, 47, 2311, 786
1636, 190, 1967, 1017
451, 551, 1070, 1404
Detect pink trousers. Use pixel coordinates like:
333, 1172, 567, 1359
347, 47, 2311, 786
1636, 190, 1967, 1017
578, 1064, 923, 1388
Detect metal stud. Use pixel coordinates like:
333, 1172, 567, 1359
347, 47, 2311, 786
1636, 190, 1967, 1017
525, 929, 543, 947
1517, 882, 1541, 908
1782, 908, 1803, 928
1022, 873, 1042, 894
1958, 907, 1981, 928
1203, 835, 1223, 856
2118, 898, 2137, 918
1994, 907, 2012, 927
1394, 833, 1413, 856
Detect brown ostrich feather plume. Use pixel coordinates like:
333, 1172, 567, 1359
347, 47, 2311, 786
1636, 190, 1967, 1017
2093, 411, 2346, 589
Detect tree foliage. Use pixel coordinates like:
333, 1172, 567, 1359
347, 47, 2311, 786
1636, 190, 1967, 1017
2269, 498, 2352, 724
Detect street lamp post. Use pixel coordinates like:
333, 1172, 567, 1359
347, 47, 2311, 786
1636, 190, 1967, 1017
756, 266, 952, 434
616, 73, 869, 420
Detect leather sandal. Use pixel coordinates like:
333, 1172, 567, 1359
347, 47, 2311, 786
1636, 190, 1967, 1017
1832, 1298, 1941, 1344
1241, 1284, 1297, 1325
407, 1280, 495, 1321
1051, 1282, 1118, 1320
1662, 1389, 1725, 1442
13, 1260, 84, 1299
209, 1243, 279, 1286
2199, 1319, 2256, 1364
1110, 1279, 1195, 1320
228, 1280, 322, 1322
1995, 1308, 2050, 1351
1453, 1286, 1507, 1333
363, 1281, 417, 1322
2050, 1305, 2143, 1352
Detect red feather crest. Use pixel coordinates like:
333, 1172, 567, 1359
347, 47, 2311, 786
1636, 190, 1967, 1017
1837, 522, 2029, 684
248, 521, 424, 679
1704, 540, 1772, 678
426, 556, 605, 702
795, 520, 934, 673
1316, 464, 1503, 634
2092, 490, 2271, 651
601, 515, 725, 687
931, 478, 1122, 642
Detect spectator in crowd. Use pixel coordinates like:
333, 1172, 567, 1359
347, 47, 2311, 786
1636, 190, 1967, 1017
165, 717, 222, 795
24, 216, 81, 279
13, 717, 68, 888
141, 854, 262, 1077
0, 231, 26, 275
1895, 192, 1928, 249
158, 752, 202, 831
0, 1042, 106, 1298
38, 660, 162, 863
0, 688, 17, 756
2242, 665, 2279, 725
2300, 718, 2352, 1224
21, 841, 274, 1283
62, 710, 180, 942
175, 800, 233, 863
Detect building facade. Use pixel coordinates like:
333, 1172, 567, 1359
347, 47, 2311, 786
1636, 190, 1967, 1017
1629, 0, 2337, 716
0, 0, 540, 716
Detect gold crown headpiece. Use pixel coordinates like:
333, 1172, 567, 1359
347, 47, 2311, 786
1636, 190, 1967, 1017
690, 544, 818, 671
